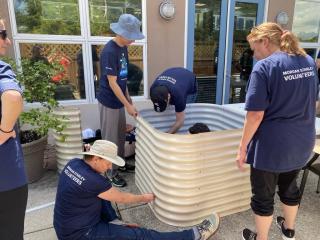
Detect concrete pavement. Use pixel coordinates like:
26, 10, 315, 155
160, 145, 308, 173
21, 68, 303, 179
24, 166, 320, 240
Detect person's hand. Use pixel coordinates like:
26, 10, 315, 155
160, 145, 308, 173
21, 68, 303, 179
0, 130, 16, 145
236, 147, 247, 172
141, 193, 155, 203
126, 104, 138, 118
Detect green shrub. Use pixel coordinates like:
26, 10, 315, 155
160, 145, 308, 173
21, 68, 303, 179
4, 57, 66, 142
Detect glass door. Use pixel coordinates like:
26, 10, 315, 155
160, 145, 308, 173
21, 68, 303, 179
192, 0, 223, 103
224, 0, 264, 104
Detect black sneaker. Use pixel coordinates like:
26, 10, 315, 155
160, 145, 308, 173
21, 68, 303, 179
276, 216, 295, 240
194, 212, 220, 240
118, 164, 135, 173
242, 228, 257, 240
109, 174, 127, 187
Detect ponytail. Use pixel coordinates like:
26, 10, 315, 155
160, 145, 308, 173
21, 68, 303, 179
247, 22, 306, 57
280, 30, 306, 56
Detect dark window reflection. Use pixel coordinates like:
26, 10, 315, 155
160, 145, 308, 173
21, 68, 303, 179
20, 43, 82, 100
193, 0, 222, 104
229, 2, 257, 104
304, 48, 316, 59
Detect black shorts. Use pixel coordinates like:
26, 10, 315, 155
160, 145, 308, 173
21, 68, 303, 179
250, 166, 301, 216
0, 184, 28, 240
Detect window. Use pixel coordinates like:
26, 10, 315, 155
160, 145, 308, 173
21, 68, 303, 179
304, 48, 317, 59
92, 44, 144, 98
10, 0, 146, 103
292, 0, 320, 67
193, 0, 222, 104
89, 0, 142, 36
20, 43, 83, 100
292, 0, 320, 43
14, 0, 81, 35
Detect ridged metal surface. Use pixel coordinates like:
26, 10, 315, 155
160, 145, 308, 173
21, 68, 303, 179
135, 103, 250, 227
53, 107, 83, 173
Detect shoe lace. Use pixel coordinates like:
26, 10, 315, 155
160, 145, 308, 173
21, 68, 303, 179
197, 219, 213, 235
112, 175, 121, 181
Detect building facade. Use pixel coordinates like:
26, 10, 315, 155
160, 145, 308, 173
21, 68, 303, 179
0, 0, 319, 129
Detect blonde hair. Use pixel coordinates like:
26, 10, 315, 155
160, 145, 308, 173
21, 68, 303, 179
247, 22, 306, 56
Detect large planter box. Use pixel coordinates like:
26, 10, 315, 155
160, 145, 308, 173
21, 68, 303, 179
135, 103, 250, 227
22, 135, 47, 183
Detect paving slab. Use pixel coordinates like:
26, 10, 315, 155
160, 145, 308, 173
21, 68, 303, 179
24, 227, 56, 240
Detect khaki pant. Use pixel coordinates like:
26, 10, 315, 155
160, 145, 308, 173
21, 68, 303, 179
98, 103, 126, 177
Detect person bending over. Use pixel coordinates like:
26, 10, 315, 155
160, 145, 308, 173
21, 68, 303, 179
150, 67, 197, 134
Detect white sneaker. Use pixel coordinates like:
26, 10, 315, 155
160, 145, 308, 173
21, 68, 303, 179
195, 212, 220, 240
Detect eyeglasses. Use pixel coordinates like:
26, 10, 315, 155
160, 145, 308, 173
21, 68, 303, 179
0, 30, 7, 40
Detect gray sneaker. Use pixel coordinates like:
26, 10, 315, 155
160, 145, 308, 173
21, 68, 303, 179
194, 212, 220, 240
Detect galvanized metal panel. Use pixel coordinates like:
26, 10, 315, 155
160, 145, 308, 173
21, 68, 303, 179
53, 107, 83, 173
135, 103, 250, 227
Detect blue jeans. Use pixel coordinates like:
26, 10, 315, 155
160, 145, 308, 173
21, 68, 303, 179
83, 201, 195, 240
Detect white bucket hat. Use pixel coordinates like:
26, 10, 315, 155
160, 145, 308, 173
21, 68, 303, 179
80, 140, 125, 166
110, 14, 145, 40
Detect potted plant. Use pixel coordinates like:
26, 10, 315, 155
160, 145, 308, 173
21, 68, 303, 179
7, 57, 66, 182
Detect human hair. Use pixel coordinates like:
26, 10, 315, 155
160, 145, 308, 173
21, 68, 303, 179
189, 123, 210, 134
84, 154, 94, 162
247, 22, 306, 57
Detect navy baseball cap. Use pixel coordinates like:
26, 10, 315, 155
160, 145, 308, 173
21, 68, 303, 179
150, 85, 169, 112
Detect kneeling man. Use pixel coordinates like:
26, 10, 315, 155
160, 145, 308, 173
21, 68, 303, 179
54, 140, 219, 240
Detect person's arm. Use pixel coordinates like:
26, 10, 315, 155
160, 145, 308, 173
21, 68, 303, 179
236, 111, 264, 171
0, 90, 23, 144
125, 86, 132, 105
107, 75, 137, 117
167, 111, 185, 134
98, 186, 155, 204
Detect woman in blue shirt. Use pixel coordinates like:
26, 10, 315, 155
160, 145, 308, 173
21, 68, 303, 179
237, 23, 317, 240
0, 18, 28, 239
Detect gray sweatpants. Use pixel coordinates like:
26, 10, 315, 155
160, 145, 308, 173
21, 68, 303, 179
99, 103, 126, 177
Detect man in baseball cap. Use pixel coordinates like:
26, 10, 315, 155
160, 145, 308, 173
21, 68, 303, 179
53, 140, 220, 240
150, 67, 197, 133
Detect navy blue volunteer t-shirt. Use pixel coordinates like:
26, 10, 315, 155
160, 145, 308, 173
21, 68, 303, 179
245, 52, 318, 172
54, 159, 112, 240
0, 61, 27, 192
97, 40, 129, 109
150, 67, 197, 112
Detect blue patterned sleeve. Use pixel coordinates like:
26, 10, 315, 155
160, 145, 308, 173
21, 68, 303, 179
0, 61, 22, 95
